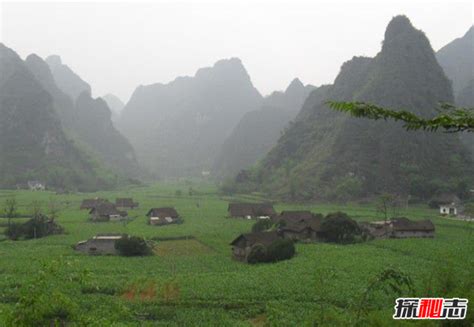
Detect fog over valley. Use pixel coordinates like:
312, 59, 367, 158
0, 1, 473, 325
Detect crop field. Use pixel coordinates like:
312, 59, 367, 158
0, 182, 472, 326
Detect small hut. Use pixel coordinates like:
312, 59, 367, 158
146, 207, 180, 225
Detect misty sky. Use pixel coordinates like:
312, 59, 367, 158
1, 0, 472, 103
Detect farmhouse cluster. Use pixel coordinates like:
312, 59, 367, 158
228, 202, 437, 263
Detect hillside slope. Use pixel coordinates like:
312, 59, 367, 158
118, 58, 263, 177
30, 55, 140, 177
213, 78, 315, 178
236, 16, 473, 201
0, 44, 113, 190
436, 26, 473, 96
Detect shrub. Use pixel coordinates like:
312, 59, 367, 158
247, 243, 268, 264
321, 212, 361, 244
4, 214, 63, 240
267, 239, 295, 262
251, 219, 273, 232
4, 222, 23, 240
114, 235, 152, 256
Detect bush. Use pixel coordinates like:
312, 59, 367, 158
114, 235, 152, 256
247, 243, 268, 264
4, 215, 63, 240
321, 212, 361, 244
4, 222, 23, 240
247, 239, 295, 264
251, 219, 273, 232
267, 239, 295, 262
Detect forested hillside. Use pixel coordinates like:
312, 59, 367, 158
34, 55, 140, 177
213, 78, 315, 178
118, 58, 263, 177
0, 44, 114, 190
231, 16, 473, 201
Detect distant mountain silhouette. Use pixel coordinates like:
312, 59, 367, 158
437, 26, 474, 97
437, 26, 474, 160
118, 58, 263, 177
0, 44, 113, 190
213, 78, 315, 178
102, 93, 124, 122
46, 55, 91, 101
29, 54, 139, 178
234, 16, 472, 201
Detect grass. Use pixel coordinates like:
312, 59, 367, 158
0, 181, 472, 325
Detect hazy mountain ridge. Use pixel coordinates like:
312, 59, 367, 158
45, 55, 91, 101
233, 16, 473, 201
436, 26, 474, 97
436, 26, 474, 160
0, 43, 115, 190
102, 93, 124, 122
118, 58, 263, 177
26, 55, 140, 178
213, 78, 315, 178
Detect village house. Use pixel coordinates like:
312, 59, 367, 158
90, 202, 128, 222
436, 194, 461, 216
27, 180, 45, 191
80, 198, 109, 210
230, 231, 280, 261
74, 234, 124, 255
228, 203, 276, 219
361, 217, 435, 239
146, 207, 180, 225
115, 198, 139, 209
390, 218, 435, 238
279, 217, 323, 242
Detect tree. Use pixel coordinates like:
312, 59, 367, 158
328, 101, 473, 133
266, 239, 295, 262
247, 243, 268, 264
30, 200, 42, 218
321, 212, 361, 244
3, 197, 17, 228
48, 197, 61, 220
376, 193, 400, 222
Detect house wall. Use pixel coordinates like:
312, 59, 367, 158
75, 239, 118, 255
91, 214, 110, 222
232, 246, 247, 261
150, 216, 176, 225
392, 231, 434, 238
109, 214, 127, 221
440, 206, 457, 215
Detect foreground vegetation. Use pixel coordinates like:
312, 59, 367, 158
0, 182, 472, 325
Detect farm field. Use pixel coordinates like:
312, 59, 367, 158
0, 182, 472, 326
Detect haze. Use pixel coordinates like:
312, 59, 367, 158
1, 0, 472, 102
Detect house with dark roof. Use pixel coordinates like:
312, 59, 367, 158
390, 218, 435, 238
361, 218, 435, 239
80, 198, 108, 210
74, 234, 124, 255
228, 203, 276, 219
115, 198, 139, 209
146, 207, 180, 225
230, 231, 280, 261
89, 203, 128, 222
278, 214, 323, 242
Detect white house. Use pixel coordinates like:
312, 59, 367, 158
436, 194, 461, 216
28, 181, 45, 191
440, 204, 457, 216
